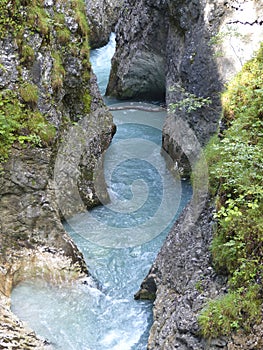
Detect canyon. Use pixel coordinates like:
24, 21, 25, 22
0, 0, 262, 349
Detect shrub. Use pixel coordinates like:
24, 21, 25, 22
198, 43, 263, 338
0, 0, 23, 39
199, 286, 261, 339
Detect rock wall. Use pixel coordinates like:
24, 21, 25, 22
107, 0, 263, 168
136, 197, 263, 350
163, 0, 263, 172
106, 0, 168, 100
136, 199, 227, 350
85, 0, 124, 48
0, 0, 114, 347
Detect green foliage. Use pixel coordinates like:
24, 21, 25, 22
209, 25, 245, 58
0, 0, 24, 39
0, 89, 56, 161
0, 0, 91, 161
199, 286, 261, 339
19, 82, 39, 104
168, 84, 211, 113
198, 43, 263, 338
209, 25, 242, 47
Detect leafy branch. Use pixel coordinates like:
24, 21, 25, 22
168, 84, 212, 113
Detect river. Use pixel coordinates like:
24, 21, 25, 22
11, 33, 192, 350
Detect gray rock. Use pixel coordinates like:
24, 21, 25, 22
85, 0, 124, 48
137, 199, 229, 350
107, 0, 263, 170
0, 1, 115, 347
106, 0, 168, 100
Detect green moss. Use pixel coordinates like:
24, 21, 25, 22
80, 40, 90, 61
28, 4, 51, 36
54, 12, 71, 44
51, 51, 66, 90
198, 43, 263, 338
20, 44, 35, 64
72, 0, 89, 38
0, 89, 56, 161
57, 27, 71, 44
82, 90, 91, 113
82, 70, 90, 83
53, 12, 65, 26
19, 82, 39, 104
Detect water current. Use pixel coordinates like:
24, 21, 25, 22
11, 33, 192, 350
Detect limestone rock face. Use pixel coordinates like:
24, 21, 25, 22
163, 0, 263, 171
106, 0, 168, 100
0, 0, 113, 269
85, 0, 124, 48
107, 0, 263, 167
136, 199, 227, 349
0, 1, 114, 347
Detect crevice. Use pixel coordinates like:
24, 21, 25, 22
227, 19, 263, 26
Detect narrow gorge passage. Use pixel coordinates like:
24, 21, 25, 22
11, 35, 192, 350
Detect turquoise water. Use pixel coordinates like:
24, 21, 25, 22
11, 35, 192, 350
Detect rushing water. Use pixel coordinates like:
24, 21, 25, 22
90, 32, 116, 97
11, 34, 192, 350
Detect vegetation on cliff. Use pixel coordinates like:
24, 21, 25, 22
0, 89, 56, 160
0, 0, 91, 162
198, 43, 263, 338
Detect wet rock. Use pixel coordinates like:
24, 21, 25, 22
0, 0, 114, 347
106, 0, 168, 100
0, 298, 52, 349
85, 0, 124, 48
136, 199, 229, 349
107, 0, 263, 170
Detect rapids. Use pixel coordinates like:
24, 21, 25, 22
11, 34, 192, 350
